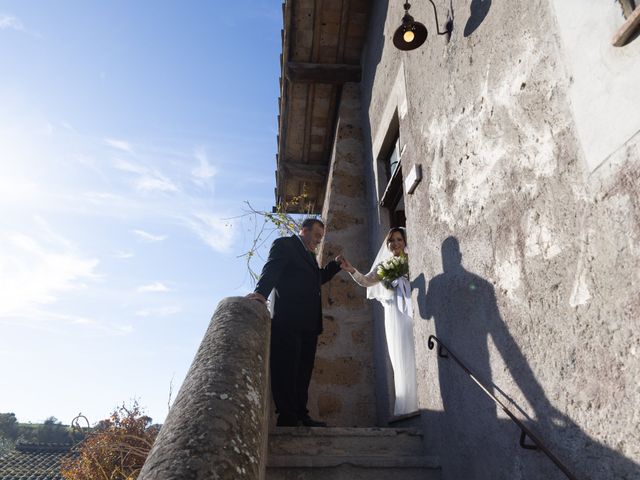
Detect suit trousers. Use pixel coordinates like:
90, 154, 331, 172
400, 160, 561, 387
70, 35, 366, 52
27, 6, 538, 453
270, 325, 318, 422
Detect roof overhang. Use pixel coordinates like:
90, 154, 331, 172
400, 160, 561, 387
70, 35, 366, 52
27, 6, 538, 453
275, 0, 371, 213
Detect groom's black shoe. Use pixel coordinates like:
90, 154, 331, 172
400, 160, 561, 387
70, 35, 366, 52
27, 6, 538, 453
300, 415, 327, 427
276, 414, 300, 427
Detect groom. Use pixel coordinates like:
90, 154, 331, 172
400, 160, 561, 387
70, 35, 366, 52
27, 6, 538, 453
247, 218, 342, 427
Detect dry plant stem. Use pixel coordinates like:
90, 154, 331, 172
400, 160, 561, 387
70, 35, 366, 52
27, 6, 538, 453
229, 189, 318, 285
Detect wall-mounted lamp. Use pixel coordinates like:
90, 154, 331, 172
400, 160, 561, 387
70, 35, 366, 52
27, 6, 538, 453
393, 1, 452, 51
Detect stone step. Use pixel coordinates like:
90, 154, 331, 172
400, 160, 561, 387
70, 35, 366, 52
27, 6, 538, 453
268, 427, 425, 457
266, 455, 441, 480
267, 427, 441, 480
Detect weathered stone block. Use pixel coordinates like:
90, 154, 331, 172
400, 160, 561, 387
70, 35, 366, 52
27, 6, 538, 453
139, 297, 271, 480
316, 393, 343, 417
314, 357, 363, 386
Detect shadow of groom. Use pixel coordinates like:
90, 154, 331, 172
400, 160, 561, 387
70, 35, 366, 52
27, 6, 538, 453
413, 236, 640, 480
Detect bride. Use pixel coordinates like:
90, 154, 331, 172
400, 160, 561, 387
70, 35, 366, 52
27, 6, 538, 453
340, 227, 418, 417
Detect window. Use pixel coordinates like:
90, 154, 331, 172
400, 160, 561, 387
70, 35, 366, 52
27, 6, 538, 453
377, 116, 406, 228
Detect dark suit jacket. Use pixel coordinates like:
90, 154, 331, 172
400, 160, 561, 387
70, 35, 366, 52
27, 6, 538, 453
254, 235, 341, 335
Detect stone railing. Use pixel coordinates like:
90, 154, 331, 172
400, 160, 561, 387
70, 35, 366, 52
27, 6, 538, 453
138, 297, 271, 480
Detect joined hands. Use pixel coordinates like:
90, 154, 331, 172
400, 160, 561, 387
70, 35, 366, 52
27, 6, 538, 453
247, 256, 356, 305
336, 255, 355, 274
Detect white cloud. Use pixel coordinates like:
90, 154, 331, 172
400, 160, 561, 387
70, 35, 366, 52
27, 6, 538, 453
104, 138, 134, 154
137, 282, 170, 293
0, 228, 100, 317
185, 213, 235, 253
112, 250, 134, 259
0, 14, 40, 37
81, 191, 134, 212
33, 215, 72, 249
70, 316, 94, 325
192, 147, 217, 187
61, 121, 76, 133
0, 174, 40, 203
133, 229, 167, 243
135, 306, 181, 317
113, 158, 144, 174
136, 174, 178, 193
0, 15, 23, 31
118, 324, 134, 334
114, 158, 179, 193
1, 309, 133, 336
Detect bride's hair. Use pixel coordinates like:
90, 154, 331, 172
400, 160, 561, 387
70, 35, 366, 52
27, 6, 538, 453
385, 227, 407, 247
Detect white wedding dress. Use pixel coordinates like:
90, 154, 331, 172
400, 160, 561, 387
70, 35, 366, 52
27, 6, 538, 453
350, 242, 418, 416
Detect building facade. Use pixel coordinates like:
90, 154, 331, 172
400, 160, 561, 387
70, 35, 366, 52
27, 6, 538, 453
276, 1, 640, 478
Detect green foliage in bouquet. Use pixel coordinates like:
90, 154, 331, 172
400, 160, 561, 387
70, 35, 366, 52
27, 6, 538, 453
376, 255, 409, 289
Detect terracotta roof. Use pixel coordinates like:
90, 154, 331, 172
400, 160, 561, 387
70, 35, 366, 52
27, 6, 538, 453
0, 443, 73, 480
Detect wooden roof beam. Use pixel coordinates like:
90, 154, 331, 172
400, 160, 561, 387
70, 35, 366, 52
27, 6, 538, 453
612, 5, 640, 46
279, 161, 329, 182
285, 61, 362, 84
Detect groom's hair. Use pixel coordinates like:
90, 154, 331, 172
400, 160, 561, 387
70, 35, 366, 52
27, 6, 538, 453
301, 218, 324, 231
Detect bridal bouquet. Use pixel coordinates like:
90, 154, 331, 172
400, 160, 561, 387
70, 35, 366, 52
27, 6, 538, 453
376, 255, 409, 289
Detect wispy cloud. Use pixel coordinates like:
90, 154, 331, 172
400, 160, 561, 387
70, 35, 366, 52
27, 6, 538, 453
112, 250, 134, 259
33, 215, 72, 249
0, 225, 100, 317
191, 147, 217, 188
80, 191, 137, 214
113, 158, 144, 174
114, 158, 179, 193
135, 306, 181, 317
0, 14, 41, 37
137, 282, 170, 293
0, 15, 22, 30
0, 309, 134, 336
42, 312, 132, 335
0, 14, 33, 35
61, 121, 76, 133
136, 174, 178, 193
184, 213, 235, 253
133, 229, 167, 243
104, 138, 134, 154
0, 174, 40, 203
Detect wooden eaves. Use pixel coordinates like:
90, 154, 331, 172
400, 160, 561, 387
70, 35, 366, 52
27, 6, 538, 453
274, 0, 370, 213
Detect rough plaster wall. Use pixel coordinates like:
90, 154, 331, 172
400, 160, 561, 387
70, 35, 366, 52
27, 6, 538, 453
551, 0, 640, 172
309, 82, 377, 427
360, 0, 639, 478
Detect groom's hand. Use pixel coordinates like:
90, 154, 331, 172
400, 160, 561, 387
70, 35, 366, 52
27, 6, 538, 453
246, 292, 267, 305
337, 255, 355, 273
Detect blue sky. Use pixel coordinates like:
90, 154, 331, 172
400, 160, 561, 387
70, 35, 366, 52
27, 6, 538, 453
0, 1, 282, 425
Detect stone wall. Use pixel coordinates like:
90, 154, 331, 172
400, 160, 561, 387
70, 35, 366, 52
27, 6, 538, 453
359, 0, 640, 479
309, 82, 378, 427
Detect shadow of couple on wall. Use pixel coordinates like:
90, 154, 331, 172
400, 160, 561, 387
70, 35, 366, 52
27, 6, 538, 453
412, 236, 639, 480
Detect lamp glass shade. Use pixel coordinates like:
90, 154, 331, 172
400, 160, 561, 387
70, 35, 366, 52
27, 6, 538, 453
393, 20, 428, 50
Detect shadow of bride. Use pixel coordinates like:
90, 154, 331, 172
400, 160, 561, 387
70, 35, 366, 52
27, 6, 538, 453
413, 236, 640, 480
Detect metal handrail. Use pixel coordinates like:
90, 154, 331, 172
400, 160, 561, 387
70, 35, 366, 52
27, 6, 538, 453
427, 335, 578, 480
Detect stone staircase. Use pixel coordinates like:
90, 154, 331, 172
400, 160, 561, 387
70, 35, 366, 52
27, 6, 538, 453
266, 427, 441, 479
